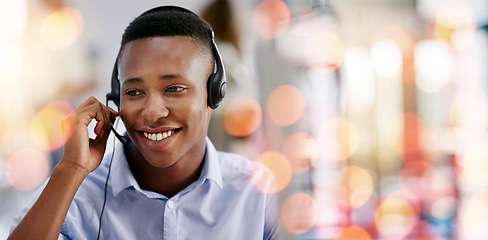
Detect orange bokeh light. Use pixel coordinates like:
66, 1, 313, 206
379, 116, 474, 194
253, 0, 290, 40
267, 84, 305, 127
281, 192, 316, 235
40, 7, 84, 49
223, 98, 262, 137
281, 132, 317, 174
6, 148, 50, 191
30, 101, 74, 151
304, 31, 345, 74
335, 225, 372, 240
251, 151, 292, 193
375, 196, 417, 239
434, 0, 476, 50
341, 165, 374, 208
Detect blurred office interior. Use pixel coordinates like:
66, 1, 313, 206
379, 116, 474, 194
0, 0, 487, 239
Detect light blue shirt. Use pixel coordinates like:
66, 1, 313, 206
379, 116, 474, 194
11, 138, 280, 239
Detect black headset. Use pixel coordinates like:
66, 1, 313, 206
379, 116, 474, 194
105, 6, 227, 111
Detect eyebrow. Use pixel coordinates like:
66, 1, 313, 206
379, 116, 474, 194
121, 74, 184, 86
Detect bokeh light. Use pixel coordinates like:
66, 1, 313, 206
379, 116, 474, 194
0, 0, 27, 37
448, 86, 488, 133
267, 84, 305, 127
371, 40, 403, 79
375, 196, 417, 239
5, 148, 50, 191
434, 0, 476, 50
318, 118, 360, 161
414, 40, 454, 93
344, 46, 375, 111
341, 165, 374, 208
458, 142, 488, 185
304, 31, 345, 74
30, 101, 74, 151
223, 97, 262, 137
313, 183, 350, 234
252, 0, 290, 40
281, 192, 316, 235
335, 225, 372, 240
459, 191, 488, 239
251, 151, 292, 193
371, 26, 413, 58
281, 132, 317, 174
40, 7, 84, 49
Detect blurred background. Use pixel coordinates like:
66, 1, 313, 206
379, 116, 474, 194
1, 0, 488, 239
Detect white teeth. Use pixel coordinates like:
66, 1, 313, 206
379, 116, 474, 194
143, 130, 175, 141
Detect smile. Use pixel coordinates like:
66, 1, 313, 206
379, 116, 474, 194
143, 130, 175, 141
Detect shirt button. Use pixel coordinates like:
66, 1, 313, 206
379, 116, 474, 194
167, 200, 174, 209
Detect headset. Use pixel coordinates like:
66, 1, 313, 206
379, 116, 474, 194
98, 6, 227, 239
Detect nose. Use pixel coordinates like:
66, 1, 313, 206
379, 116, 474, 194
141, 93, 169, 123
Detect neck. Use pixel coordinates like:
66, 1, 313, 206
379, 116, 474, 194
125, 145, 205, 198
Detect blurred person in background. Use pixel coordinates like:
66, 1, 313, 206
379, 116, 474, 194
8, 5, 279, 240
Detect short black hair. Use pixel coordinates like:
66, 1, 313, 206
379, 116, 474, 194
119, 8, 214, 61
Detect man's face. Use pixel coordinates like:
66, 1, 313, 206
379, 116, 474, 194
118, 36, 213, 168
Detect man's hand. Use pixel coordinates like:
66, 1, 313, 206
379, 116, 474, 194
61, 97, 118, 176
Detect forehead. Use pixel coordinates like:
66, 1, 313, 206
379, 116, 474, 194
118, 36, 212, 81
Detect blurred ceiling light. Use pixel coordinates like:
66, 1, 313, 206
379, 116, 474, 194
281, 192, 317, 235
304, 31, 344, 74
281, 132, 318, 174
371, 40, 403, 79
435, 0, 476, 50
414, 40, 454, 93
5, 148, 49, 191
252, 0, 290, 40
223, 98, 262, 137
30, 101, 74, 151
266, 84, 305, 127
341, 165, 374, 208
40, 7, 84, 49
251, 151, 292, 193
334, 225, 372, 240
0, 0, 27, 37
344, 46, 375, 111
375, 196, 417, 239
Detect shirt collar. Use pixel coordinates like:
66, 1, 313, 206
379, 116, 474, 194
109, 136, 223, 197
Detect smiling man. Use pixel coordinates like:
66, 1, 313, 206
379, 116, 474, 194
9, 6, 280, 240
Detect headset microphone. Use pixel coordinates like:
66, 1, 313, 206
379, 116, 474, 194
110, 125, 131, 145
106, 97, 131, 145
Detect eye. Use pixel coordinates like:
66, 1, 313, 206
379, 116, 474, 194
125, 90, 144, 96
165, 86, 186, 93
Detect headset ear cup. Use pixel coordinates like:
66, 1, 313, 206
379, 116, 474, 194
207, 32, 226, 109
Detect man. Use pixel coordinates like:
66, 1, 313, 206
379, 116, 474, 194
9, 6, 280, 240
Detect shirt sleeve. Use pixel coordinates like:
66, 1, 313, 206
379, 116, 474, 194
9, 179, 69, 240
263, 173, 282, 240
